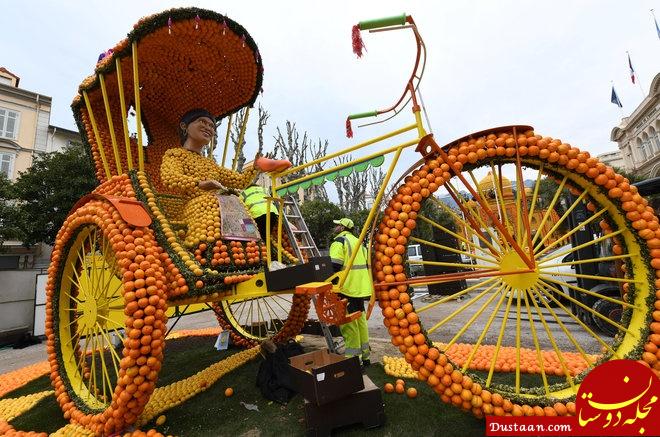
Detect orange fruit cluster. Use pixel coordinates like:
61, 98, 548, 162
121, 429, 166, 437
0, 361, 50, 398
435, 343, 593, 377
376, 128, 660, 417
46, 181, 171, 434
0, 419, 46, 436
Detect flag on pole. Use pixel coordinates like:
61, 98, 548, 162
627, 53, 636, 84
653, 10, 660, 40
611, 86, 623, 108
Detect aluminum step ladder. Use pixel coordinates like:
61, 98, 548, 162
281, 194, 343, 354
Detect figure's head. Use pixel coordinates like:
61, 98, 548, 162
333, 217, 354, 235
179, 108, 216, 146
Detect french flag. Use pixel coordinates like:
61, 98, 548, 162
628, 53, 636, 84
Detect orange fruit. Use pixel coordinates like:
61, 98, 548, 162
225, 387, 234, 397
384, 383, 394, 393
406, 387, 418, 398
395, 383, 405, 394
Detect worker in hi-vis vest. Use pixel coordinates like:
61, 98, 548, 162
241, 184, 279, 241
329, 217, 374, 367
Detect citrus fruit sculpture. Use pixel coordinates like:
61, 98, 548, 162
44, 9, 311, 434
42, 6, 660, 435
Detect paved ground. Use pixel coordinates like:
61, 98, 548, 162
0, 279, 610, 374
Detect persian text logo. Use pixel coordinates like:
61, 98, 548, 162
576, 360, 659, 436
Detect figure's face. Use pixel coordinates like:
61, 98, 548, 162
334, 225, 344, 235
184, 116, 215, 144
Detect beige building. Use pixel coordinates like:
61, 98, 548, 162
610, 72, 660, 178
597, 149, 626, 170
0, 68, 80, 183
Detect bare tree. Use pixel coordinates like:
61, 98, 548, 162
367, 167, 386, 207
271, 121, 328, 201
333, 155, 369, 213
225, 104, 270, 171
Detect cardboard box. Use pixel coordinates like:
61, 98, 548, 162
289, 349, 364, 405
265, 256, 334, 291
303, 374, 385, 437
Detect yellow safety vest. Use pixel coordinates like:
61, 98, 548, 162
329, 231, 373, 298
240, 185, 279, 219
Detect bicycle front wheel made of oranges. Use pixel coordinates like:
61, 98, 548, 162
375, 126, 660, 416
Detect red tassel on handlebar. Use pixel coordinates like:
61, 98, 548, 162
346, 118, 353, 138
352, 25, 365, 58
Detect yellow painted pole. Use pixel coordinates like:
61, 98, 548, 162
279, 123, 418, 179
534, 190, 589, 252
83, 91, 112, 180
534, 282, 620, 358
221, 114, 233, 168
99, 74, 123, 174
115, 59, 133, 171
485, 288, 515, 387
427, 281, 501, 334
461, 284, 509, 372
232, 108, 250, 171
277, 138, 418, 191
132, 41, 145, 172
416, 277, 498, 314
531, 175, 568, 244
338, 146, 405, 291
521, 290, 550, 395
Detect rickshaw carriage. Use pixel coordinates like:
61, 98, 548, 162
44, 6, 660, 436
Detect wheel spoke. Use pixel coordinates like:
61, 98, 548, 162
416, 277, 499, 314
541, 276, 637, 309
410, 236, 497, 264
541, 269, 640, 285
445, 182, 506, 253
535, 207, 608, 257
514, 285, 522, 394
485, 286, 515, 388
467, 168, 511, 249
417, 214, 494, 259
529, 286, 594, 368
539, 229, 625, 263
534, 190, 589, 252
95, 330, 114, 401
445, 281, 507, 349
96, 323, 121, 377
427, 280, 501, 334
537, 278, 634, 337
486, 163, 513, 247
534, 280, 621, 358
525, 288, 576, 391
429, 195, 500, 257
539, 253, 633, 269
531, 175, 568, 245
89, 333, 99, 400
521, 288, 550, 395
408, 259, 495, 270
461, 282, 510, 372
520, 163, 544, 249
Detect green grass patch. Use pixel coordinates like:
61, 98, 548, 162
5, 336, 487, 436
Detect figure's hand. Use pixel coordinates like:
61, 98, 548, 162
198, 180, 224, 191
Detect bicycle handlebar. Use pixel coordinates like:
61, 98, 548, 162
358, 13, 407, 31
348, 110, 378, 120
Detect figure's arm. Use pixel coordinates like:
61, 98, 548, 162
216, 166, 259, 190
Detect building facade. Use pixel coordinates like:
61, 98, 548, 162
596, 149, 626, 171
0, 68, 79, 183
610, 72, 660, 178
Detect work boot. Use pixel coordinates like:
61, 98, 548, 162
254, 156, 292, 173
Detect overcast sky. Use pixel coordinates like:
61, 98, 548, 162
3, 1, 659, 182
